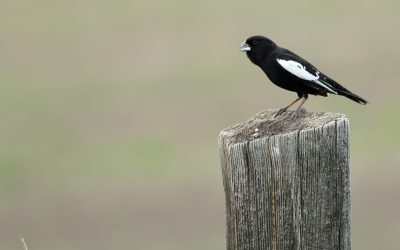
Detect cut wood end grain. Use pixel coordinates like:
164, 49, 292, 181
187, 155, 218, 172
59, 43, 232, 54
220, 109, 348, 145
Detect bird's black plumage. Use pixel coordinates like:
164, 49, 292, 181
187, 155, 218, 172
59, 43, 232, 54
240, 36, 367, 117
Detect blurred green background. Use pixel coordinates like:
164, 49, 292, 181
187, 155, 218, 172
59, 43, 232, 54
1, 0, 399, 249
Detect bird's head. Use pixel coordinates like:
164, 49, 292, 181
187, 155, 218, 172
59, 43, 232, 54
240, 36, 277, 64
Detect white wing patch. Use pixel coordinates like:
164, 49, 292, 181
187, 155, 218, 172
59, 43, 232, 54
277, 59, 318, 81
276, 59, 337, 94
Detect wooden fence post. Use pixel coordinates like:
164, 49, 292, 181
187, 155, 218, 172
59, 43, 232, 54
218, 109, 351, 250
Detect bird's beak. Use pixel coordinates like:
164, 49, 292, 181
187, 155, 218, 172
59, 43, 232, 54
240, 41, 251, 52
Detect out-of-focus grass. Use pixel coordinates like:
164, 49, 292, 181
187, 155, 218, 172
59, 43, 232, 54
1, 0, 400, 249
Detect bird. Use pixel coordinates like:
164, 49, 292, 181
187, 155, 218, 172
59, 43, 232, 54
240, 35, 367, 118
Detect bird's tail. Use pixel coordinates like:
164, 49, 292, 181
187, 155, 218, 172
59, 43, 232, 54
338, 90, 368, 105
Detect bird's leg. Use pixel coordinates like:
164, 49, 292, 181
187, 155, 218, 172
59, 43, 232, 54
291, 95, 308, 119
275, 96, 303, 117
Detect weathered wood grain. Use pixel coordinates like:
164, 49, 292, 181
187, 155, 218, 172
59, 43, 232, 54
219, 109, 351, 250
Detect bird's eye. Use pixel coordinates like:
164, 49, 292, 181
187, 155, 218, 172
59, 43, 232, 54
252, 40, 258, 45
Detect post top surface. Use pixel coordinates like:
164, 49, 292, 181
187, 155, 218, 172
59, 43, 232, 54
220, 109, 348, 145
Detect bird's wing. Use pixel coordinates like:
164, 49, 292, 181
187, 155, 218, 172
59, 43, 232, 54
276, 52, 338, 94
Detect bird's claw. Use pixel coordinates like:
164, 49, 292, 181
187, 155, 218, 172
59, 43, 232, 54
289, 111, 299, 120
275, 108, 302, 120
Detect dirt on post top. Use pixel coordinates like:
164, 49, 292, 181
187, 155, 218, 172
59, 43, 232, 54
220, 109, 347, 145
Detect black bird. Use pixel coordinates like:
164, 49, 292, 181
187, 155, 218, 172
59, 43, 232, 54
240, 36, 367, 117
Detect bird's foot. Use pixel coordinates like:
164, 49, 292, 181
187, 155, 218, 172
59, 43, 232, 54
289, 111, 300, 120
288, 108, 306, 120
274, 107, 287, 117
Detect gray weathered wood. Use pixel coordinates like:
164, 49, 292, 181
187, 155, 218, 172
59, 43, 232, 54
219, 109, 351, 250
